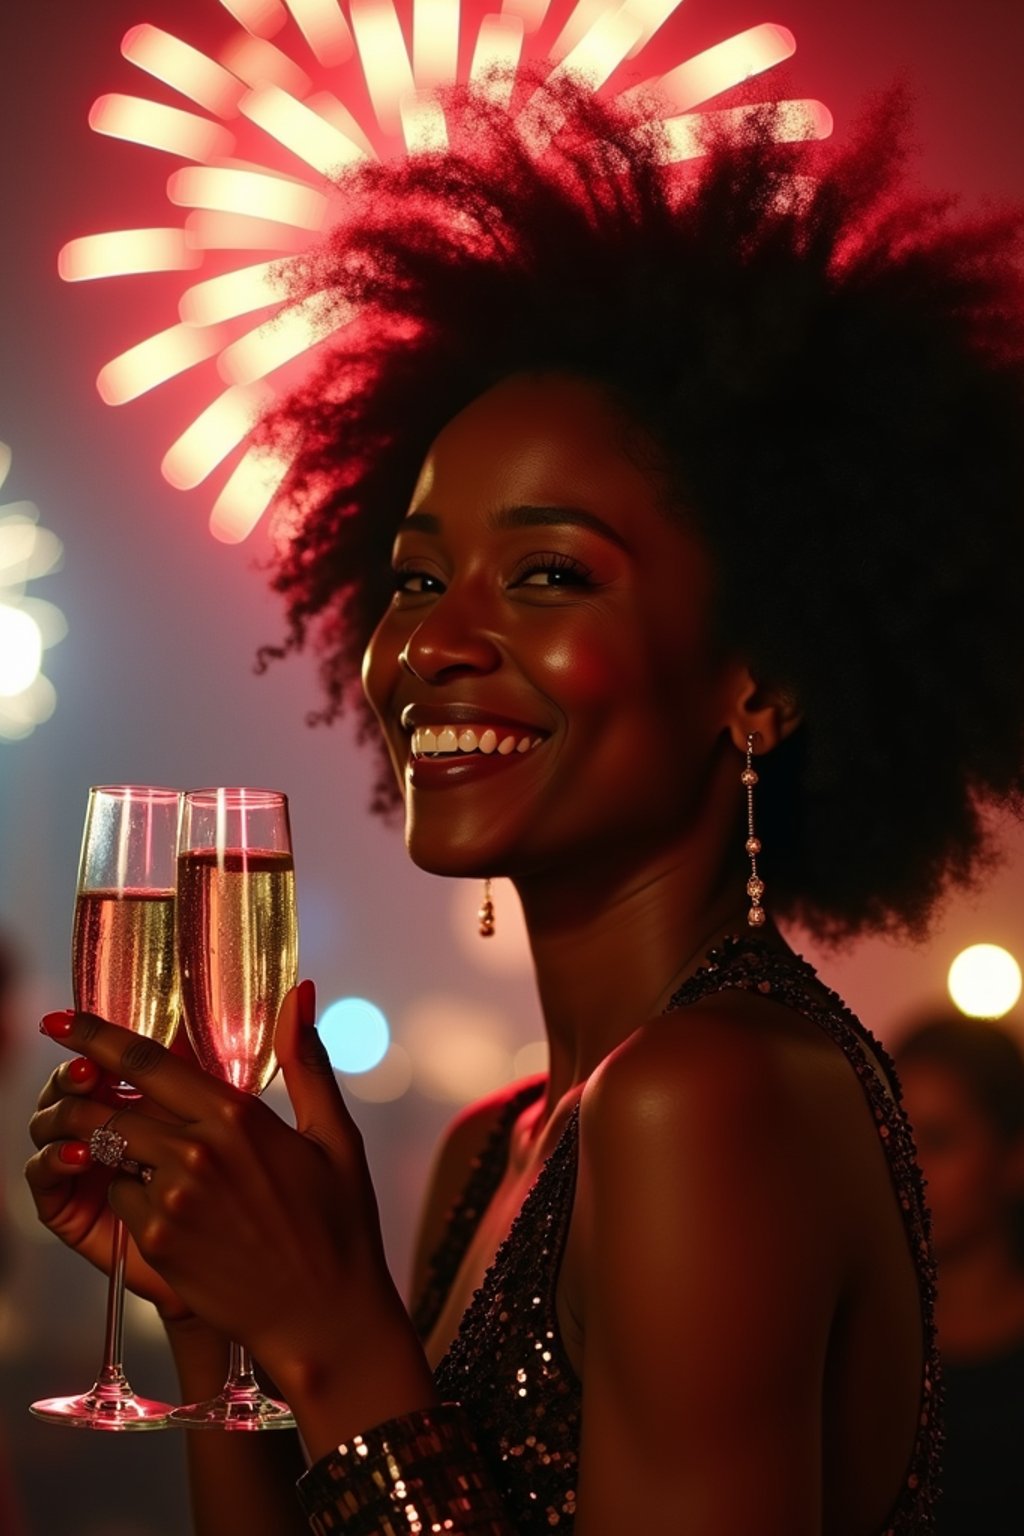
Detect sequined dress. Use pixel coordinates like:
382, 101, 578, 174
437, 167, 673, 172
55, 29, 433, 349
413, 936, 944, 1534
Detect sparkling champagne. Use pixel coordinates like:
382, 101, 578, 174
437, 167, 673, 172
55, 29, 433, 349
177, 848, 297, 1094
72, 890, 179, 1047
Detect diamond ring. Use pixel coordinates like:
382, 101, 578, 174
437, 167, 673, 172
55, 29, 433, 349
89, 1115, 128, 1169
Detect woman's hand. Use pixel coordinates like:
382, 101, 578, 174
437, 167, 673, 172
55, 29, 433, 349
25, 1049, 199, 1324
26, 983, 431, 1430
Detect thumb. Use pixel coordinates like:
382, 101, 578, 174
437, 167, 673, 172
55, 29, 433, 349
276, 981, 352, 1145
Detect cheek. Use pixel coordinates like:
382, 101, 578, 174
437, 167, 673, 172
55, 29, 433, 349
361, 611, 402, 722
530, 603, 701, 721
534, 627, 631, 705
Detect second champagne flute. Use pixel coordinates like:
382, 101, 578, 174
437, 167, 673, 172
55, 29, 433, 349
172, 787, 298, 1429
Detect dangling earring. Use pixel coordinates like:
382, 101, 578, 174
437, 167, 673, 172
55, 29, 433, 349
741, 733, 766, 927
478, 878, 495, 938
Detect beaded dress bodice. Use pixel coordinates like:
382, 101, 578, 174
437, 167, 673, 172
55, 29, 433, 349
413, 938, 944, 1534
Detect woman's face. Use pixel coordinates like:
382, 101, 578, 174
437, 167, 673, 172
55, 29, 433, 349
362, 372, 747, 882
899, 1059, 1015, 1260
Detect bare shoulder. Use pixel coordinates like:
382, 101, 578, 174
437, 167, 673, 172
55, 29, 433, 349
408, 1074, 545, 1304
576, 986, 858, 1279
582, 985, 845, 1153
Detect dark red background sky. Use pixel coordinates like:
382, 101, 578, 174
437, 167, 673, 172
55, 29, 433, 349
1, 7, 1023, 1531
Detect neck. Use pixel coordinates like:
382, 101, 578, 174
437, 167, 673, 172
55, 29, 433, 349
514, 841, 773, 1119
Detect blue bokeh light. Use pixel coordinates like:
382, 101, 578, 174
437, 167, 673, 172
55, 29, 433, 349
317, 996, 391, 1074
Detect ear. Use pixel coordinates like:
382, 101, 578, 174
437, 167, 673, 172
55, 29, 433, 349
723, 667, 803, 756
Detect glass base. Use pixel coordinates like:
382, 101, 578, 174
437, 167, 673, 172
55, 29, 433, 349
30, 1377, 173, 1431
171, 1388, 295, 1431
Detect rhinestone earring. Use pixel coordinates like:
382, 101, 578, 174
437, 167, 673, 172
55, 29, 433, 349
741, 734, 766, 927
478, 878, 495, 938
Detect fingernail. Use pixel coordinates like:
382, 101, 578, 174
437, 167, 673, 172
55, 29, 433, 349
59, 1141, 92, 1167
40, 1010, 76, 1039
298, 979, 316, 1030
68, 1057, 98, 1086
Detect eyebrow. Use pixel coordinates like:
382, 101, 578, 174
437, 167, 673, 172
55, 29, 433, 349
399, 503, 630, 552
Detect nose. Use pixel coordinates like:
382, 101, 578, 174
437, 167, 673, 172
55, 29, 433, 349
398, 598, 502, 684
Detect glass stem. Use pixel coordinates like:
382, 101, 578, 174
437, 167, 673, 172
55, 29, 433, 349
224, 1341, 260, 1401
94, 1217, 131, 1397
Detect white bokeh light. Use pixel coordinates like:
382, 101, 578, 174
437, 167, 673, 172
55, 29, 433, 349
0, 444, 66, 740
0, 605, 42, 696
947, 943, 1022, 1019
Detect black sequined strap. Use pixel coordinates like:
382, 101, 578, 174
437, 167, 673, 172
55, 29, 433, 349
296, 1404, 517, 1534
412, 1081, 545, 1340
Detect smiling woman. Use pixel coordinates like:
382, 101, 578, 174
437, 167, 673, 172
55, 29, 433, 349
362, 372, 739, 888
27, 71, 1024, 1536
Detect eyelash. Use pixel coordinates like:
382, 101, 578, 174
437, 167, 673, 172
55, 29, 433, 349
391, 552, 596, 594
510, 552, 595, 588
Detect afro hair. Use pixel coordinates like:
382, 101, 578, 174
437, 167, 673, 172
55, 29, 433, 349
257, 74, 1024, 942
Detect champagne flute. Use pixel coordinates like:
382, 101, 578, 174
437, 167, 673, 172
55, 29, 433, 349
31, 785, 181, 1429
171, 787, 298, 1430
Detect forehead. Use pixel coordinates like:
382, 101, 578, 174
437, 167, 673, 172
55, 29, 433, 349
408, 372, 667, 521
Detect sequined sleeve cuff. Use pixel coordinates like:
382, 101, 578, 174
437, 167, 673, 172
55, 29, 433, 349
295, 1403, 518, 1534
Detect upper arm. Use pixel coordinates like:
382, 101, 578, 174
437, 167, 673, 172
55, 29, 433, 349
573, 1008, 843, 1536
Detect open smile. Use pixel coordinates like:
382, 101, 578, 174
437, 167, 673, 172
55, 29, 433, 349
410, 725, 544, 759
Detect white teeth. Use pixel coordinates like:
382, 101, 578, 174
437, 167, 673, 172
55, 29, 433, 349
410, 725, 545, 757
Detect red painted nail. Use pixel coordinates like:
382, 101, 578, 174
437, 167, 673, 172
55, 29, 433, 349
40, 1010, 76, 1039
68, 1057, 98, 1085
298, 978, 316, 1030
58, 1141, 92, 1167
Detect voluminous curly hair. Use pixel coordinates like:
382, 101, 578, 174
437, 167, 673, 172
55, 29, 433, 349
257, 74, 1024, 942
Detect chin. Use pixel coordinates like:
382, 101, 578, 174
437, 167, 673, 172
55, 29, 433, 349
403, 821, 501, 881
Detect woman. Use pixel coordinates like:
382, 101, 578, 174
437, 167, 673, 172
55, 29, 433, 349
896, 1016, 1024, 1533
25, 78, 1024, 1534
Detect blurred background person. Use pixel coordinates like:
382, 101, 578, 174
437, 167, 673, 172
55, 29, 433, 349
896, 1015, 1024, 1535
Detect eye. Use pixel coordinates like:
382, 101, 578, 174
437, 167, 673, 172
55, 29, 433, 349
510, 552, 595, 588
392, 567, 446, 596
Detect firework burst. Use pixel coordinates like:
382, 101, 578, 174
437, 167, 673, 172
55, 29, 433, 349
60, 1, 831, 543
